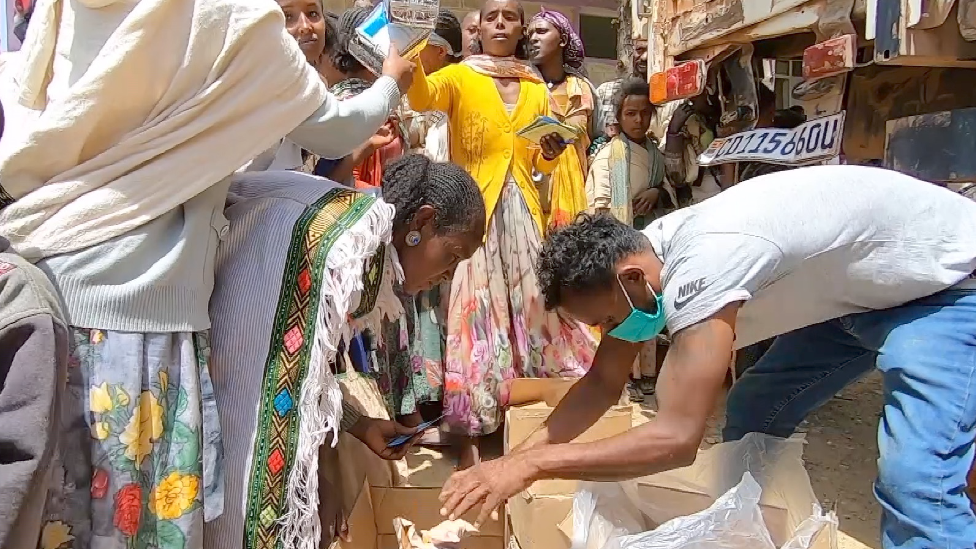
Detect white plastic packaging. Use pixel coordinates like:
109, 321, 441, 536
571, 433, 838, 549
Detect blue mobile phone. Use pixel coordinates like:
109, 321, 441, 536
386, 414, 444, 448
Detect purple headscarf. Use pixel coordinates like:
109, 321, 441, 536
532, 8, 586, 75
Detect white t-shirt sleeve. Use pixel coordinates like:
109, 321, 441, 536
662, 233, 784, 335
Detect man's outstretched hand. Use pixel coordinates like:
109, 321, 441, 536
438, 454, 538, 527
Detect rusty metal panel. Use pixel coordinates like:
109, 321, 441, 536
885, 107, 976, 182
875, 0, 976, 64
874, 0, 903, 62
665, 0, 816, 55
961, 0, 976, 40
802, 34, 856, 78
843, 65, 976, 162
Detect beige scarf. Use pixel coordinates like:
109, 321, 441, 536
0, 0, 328, 260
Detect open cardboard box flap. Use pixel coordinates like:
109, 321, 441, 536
505, 403, 634, 498
341, 378, 624, 549
504, 388, 636, 549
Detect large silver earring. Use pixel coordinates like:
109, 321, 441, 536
406, 230, 422, 247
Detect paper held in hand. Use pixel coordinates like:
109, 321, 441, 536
349, 0, 438, 76
516, 116, 579, 146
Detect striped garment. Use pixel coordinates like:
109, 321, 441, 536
204, 171, 404, 549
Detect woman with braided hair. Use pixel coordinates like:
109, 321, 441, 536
407, 0, 597, 469
378, 9, 466, 434
204, 154, 486, 549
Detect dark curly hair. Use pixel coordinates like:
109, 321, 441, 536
323, 11, 339, 54
381, 154, 486, 235
469, 3, 530, 60
537, 213, 652, 310
332, 7, 370, 75
613, 77, 654, 126
434, 9, 464, 62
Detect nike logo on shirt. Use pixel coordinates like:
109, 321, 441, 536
673, 277, 707, 310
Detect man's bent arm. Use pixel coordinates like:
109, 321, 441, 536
521, 304, 739, 482
514, 335, 639, 452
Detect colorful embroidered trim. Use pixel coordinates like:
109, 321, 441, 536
243, 188, 376, 549
349, 247, 387, 320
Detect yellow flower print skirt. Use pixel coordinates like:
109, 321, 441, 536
38, 329, 223, 549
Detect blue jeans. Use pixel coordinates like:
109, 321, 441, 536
724, 289, 976, 549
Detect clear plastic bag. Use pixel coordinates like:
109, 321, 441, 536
571, 433, 838, 549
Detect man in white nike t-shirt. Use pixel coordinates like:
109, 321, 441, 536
437, 165, 976, 549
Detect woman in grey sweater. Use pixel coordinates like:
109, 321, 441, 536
0, 2, 415, 549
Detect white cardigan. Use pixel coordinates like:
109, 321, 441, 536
0, 0, 328, 260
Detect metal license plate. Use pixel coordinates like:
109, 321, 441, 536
699, 112, 845, 166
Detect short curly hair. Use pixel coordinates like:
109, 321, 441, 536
613, 77, 653, 127
381, 154, 486, 235
537, 213, 652, 310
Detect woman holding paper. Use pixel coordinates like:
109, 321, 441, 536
528, 8, 597, 229
407, 0, 597, 469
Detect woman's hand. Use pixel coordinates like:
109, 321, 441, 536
382, 45, 416, 93
348, 416, 420, 460
540, 133, 568, 161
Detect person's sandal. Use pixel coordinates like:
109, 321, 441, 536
626, 380, 644, 403
636, 376, 656, 395
418, 427, 449, 447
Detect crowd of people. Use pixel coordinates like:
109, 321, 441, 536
2, 1, 976, 549
0, 0, 680, 547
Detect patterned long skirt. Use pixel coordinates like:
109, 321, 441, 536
373, 284, 449, 417
38, 329, 222, 549
443, 181, 598, 436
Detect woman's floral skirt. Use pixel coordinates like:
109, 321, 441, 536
38, 329, 222, 549
443, 181, 598, 437
372, 283, 449, 418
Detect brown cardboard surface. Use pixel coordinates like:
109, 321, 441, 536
399, 432, 503, 488
377, 535, 505, 549
339, 480, 378, 549
505, 404, 634, 451
504, 402, 633, 549
504, 404, 633, 496
507, 493, 573, 549
506, 378, 580, 407
370, 486, 505, 537
342, 475, 504, 549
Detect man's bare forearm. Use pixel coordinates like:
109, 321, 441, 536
512, 372, 620, 452
514, 340, 635, 453
523, 420, 699, 482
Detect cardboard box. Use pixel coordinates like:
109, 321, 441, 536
341, 378, 622, 549
341, 480, 505, 549
504, 403, 634, 496
504, 401, 635, 549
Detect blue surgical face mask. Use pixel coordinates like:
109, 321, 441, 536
607, 274, 667, 343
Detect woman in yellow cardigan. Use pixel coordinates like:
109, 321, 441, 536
407, 0, 597, 469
